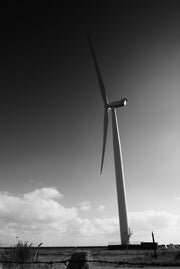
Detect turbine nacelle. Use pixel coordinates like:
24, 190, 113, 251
109, 98, 127, 108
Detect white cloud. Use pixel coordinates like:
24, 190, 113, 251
175, 197, 180, 201
0, 187, 77, 245
0, 188, 180, 246
23, 187, 63, 201
78, 201, 91, 211
97, 205, 105, 211
129, 210, 180, 244
93, 218, 118, 234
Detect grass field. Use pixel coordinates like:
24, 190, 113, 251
0, 247, 180, 268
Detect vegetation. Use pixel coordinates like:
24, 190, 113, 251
175, 251, 180, 260
1, 241, 33, 262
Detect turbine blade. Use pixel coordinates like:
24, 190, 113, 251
87, 32, 108, 106
100, 108, 109, 174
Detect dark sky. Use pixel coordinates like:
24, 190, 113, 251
1, 0, 180, 195
1, 2, 180, 166
1, 0, 180, 200
1, 2, 180, 245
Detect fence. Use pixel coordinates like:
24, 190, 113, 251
1, 251, 180, 268
1, 260, 180, 268
0, 260, 148, 267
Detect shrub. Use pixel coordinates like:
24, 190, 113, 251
1, 241, 33, 262
174, 251, 180, 260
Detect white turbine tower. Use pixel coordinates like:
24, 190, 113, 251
87, 34, 129, 246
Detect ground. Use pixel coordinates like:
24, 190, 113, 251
0, 247, 180, 268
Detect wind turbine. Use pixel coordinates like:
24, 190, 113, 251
87, 33, 129, 246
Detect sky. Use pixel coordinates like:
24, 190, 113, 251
0, 1, 180, 246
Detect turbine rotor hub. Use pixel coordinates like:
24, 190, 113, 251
105, 104, 111, 110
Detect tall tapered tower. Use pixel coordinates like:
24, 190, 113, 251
87, 33, 129, 245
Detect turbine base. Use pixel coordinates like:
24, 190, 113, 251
108, 242, 158, 250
